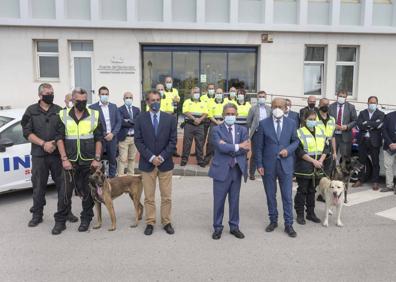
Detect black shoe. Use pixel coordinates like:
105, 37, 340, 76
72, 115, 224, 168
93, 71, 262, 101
163, 223, 175, 235
380, 187, 394, 193
67, 212, 79, 223
78, 222, 90, 232
306, 213, 321, 223
265, 222, 278, 232
284, 225, 297, 238
198, 163, 206, 168
296, 215, 306, 225
28, 217, 43, 227
52, 222, 66, 235
212, 230, 222, 240
317, 194, 325, 203
180, 161, 187, 167
249, 175, 256, 180
230, 229, 245, 239
144, 224, 154, 236
173, 152, 181, 157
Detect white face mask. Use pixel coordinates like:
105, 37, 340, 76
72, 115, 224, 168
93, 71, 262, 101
272, 108, 284, 119
229, 91, 236, 98
193, 93, 200, 100
258, 97, 266, 105
237, 95, 244, 102
337, 97, 346, 105
208, 89, 215, 96
158, 90, 164, 97
165, 83, 172, 90
67, 101, 73, 108
215, 93, 223, 101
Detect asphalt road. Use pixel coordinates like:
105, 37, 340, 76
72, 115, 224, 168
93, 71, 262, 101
1, 176, 396, 282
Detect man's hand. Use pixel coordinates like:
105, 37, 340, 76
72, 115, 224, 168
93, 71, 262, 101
332, 153, 337, 161
312, 159, 323, 169
389, 143, 396, 151
43, 141, 56, 154
91, 160, 101, 169
341, 125, 348, 131
257, 167, 265, 176
104, 133, 114, 141
62, 160, 72, 170
152, 156, 162, 166
279, 149, 288, 158
219, 140, 226, 144
239, 140, 250, 150
335, 125, 343, 131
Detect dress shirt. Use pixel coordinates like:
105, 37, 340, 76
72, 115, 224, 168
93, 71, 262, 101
99, 101, 112, 134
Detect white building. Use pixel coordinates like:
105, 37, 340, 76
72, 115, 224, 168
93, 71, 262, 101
0, 0, 396, 110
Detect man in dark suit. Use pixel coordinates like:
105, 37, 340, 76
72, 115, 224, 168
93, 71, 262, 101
299, 95, 318, 126
284, 98, 300, 128
329, 89, 357, 162
355, 96, 385, 190
134, 90, 177, 236
209, 103, 249, 240
255, 98, 300, 238
89, 86, 121, 178
382, 110, 396, 193
117, 92, 140, 176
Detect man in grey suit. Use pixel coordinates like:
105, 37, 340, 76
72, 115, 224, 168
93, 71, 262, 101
247, 91, 271, 180
329, 89, 357, 161
284, 98, 300, 128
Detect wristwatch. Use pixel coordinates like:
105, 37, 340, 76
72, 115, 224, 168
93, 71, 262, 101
94, 155, 101, 162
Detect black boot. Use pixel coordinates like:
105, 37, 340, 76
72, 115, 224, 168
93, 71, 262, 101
78, 221, 90, 232
296, 214, 306, 225
28, 217, 43, 227
67, 212, 79, 223
306, 213, 321, 223
52, 222, 66, 235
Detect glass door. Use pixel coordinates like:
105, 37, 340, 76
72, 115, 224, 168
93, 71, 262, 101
173, 51, 199, 105
200, 52, 227, 92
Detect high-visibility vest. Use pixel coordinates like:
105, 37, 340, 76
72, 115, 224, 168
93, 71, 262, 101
316, 115, 336, 138
164, 88, 180, 102
209, 100, 226, 120
236, 102, 251, 125
182, 98, 208, 120
59, 108, 99, 162
226, 98, 238, 106
200, 94, 214, 104
297, 126, 326, 158
146, 94, 173, 113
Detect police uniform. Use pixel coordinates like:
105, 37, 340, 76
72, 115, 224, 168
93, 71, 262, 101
236, 101, 251, 128
316, 114, 336, 176
146, 94, 174, 113
164, 88, 180, 114
181, 98, 208, 166
204, 99, 226, 164
201, 93, 215, 157
21, 102, 70, 225
226, 98, 238, 106
294, 126, 329, 220
59, 107, 103, 226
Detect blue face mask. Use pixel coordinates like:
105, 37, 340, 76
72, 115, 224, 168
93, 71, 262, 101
100, 95, 109, 104
150, 101, 160, 112
224, 115, 236, 126
306, 120, 317, 128
124, 98, 133, 106
368, 103, 377, 112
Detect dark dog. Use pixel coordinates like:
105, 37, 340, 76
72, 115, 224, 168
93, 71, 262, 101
89, 166, 143, 231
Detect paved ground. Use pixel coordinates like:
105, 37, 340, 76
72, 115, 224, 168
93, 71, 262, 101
1, 177, 396, 282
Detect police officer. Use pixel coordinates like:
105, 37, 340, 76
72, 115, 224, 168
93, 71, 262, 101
181, 87, 208, 167
57, 87, 103, 232
235, 89, 251, 128
294, 110, 329, 225
204, 88, 225, 165
201, 83, 216, 162
21, 83, 75, 235
164, 76, 181, 157
227, 86, 238, 105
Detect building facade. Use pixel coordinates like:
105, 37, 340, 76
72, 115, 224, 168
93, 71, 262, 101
0, 0, 395, 110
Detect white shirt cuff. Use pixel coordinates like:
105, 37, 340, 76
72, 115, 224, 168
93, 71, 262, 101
234, 144, 239, 152
149, 155, 156, 163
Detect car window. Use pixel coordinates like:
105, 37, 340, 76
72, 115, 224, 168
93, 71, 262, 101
0, 122, 28, 145
0, 116, 13, 128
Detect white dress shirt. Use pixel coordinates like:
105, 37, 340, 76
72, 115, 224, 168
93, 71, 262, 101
259, 106, 268, 121
226, 124, 240, 152
100, 101, 112, 134
273, 116, 283, 132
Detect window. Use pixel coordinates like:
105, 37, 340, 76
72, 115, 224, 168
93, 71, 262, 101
205, 0, 229, 23
0, 0, 20, 18
138, 0, 163, 22
172, 0, 196, 22
31, 0, 56, 19
65, 0, 91, 20
0, 122, 28, 146
336, 46, 358, 97
36, 40, 59, 80
304, 46, 326, 96
100, 0, 127, 21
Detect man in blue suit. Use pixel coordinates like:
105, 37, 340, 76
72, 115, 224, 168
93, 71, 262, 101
89, 86, 121, 178
209, 103, 249, 240
134, 90, 177, 236
117, 91, 140, 176
255, 98, 299, 238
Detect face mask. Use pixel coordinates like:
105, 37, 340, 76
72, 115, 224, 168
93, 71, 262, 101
159, 90, 164, 97
67, 101, 73, 108
337, 97, 346, 105
368, 103, 377, 112
237, 95, 244, 103
193, 93, 200, 100
75, 100, 87, 112
100, 95, 109, 104
215, 94, 223, 101
306, 120, 317, 128
308, 103, 316, 109
229, 92, 236, 99
150, 101, 160, 112
124, 98, 133, 106
224, 115, 236, 126
258, 97, 266, 105
42, 94, 54, 105
272, 108, 284, 119
165, 83, 172, 90
208, 89, 215, 97
320, 105, 329, 113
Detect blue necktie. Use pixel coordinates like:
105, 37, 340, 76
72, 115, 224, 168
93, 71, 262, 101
276, 119, 281, 141
153, 114, 158, 136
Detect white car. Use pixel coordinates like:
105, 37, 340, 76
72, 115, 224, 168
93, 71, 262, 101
0, 109, 53, 193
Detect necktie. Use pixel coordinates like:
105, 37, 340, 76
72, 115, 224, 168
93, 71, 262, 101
337, 105, 343, 126
127, 106, 133, 119
276, 119, 281, 140
228, 126, 235, 168
153, 114, 158, 136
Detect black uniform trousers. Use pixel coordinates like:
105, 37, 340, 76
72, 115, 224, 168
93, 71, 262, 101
30, 155, 70, 223
182, 123, 205, 165
358, 138, 381, 183
204, 122, 216, 163
294, 177, 318, 216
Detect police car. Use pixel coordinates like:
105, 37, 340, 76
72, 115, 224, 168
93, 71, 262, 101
0, 109, 53, 193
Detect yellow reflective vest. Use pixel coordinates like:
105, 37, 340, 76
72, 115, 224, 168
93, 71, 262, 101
209, 100, 226, 120
236, 102, 251, 125
182, 99, 208, 120
316, 115, 336, 138
164, 88, 180, 102
297, 126, 326, 158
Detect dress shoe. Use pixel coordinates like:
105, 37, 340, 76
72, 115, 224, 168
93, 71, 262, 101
173, 152, 181, 157
284, 225, 297, 238
144, 224, 154, 236
78, 222, 90, 232
67, 212, 79, 223
249, 175, 256, 180
51, 222, 66, 235
180, 161, 187, 167
28, 217, 43, 227
380, 187, 394, 193
372, 183, 380, 191
163, 223, 175, 235
306, 213, 321, 223
198, 163, 206, 168
212, 230, 222, 240
352, 181, 362, 188
316, 194, 325, 203
296, 215, 306, 225
265, 222, 278, 232
230, 229, 245, 239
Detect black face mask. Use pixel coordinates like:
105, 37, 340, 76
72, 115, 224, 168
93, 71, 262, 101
320, 105, 329, 113
75, 100, 87, 112
308, 103, 316, 109
42, 94, 54, 105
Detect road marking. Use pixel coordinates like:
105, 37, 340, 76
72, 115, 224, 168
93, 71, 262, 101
376, 207, 396, 221
344, 190, 393, 207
